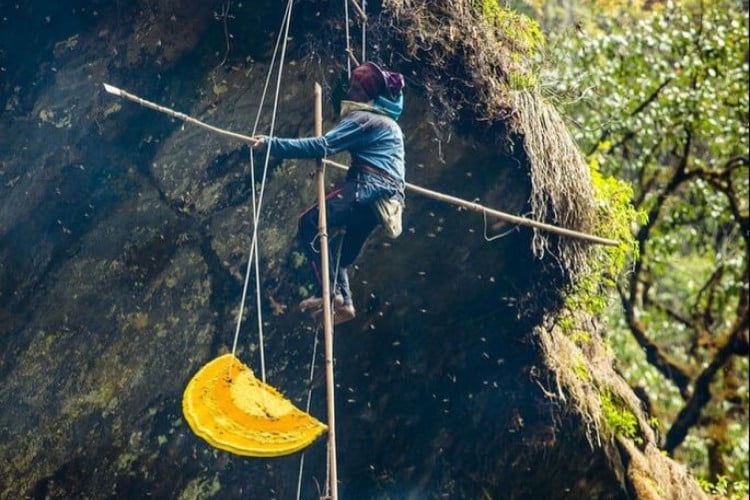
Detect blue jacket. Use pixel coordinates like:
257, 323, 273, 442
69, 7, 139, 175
264, 106, 405, 204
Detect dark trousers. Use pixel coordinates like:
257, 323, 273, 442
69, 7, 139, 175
298, 181, 380, 305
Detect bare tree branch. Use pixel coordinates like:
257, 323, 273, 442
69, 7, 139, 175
615, 127, 703, 401
665, 313, 750, 453
618, 287, 693, 398
695, 265, 724, 336
648, 300, 693, 330
586, 77, 674, 157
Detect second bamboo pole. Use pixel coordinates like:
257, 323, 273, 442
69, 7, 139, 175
315, 83, 339, 500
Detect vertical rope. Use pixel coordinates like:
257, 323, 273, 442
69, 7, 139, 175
229, 0, 295, 384
360, 0, 367, 62
295, 327, 321, 500
344, 0, 352, 77
251, 0, 294, 384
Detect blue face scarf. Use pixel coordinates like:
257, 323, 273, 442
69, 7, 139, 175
374, 93, 404, 121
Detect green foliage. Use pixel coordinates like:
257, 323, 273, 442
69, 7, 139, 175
561, 161, 640, 321
478, 0, 545, 56
546, 0, 749, 485
473, 0, 545, 88
512, 0, 658, 34
600, 391, 642, 443
698, 475, 749, 500
588, 165, 643, 291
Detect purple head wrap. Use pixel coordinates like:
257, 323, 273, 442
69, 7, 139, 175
349, 62, 405, 102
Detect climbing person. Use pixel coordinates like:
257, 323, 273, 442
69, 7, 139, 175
250, 61, 406, 325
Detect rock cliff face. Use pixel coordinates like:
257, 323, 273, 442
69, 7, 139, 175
0, 1, 707, 499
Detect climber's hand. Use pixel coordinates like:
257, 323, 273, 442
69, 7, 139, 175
250, 136, 266, 152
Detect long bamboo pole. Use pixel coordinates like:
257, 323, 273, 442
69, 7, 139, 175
314, 84, 339, 500
323, 159, 620, 247
103, 83, 257, 144
102, 82, 620, 247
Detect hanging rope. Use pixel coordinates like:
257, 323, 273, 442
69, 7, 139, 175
482, 207, 519, 242
344, 0, 368, 72
234, 6, 337, 493
296, 326, 321, 500
344, 0, 352, 77
360, 0, 367, 63
229, 0, 295, 384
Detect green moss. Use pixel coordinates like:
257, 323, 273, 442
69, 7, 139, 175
291, 251, 306, 269
589, 163, 644, 287
558, 315, 575, 333
507, 71, 539, 91
558, 316, 591, 345
561, 157, 642, 334
298, 284, 316, 299
569, 329, 591, 346
477, 0, 544, 56
474, 0, 544, 89
573, 358, 590, 381
600, 391, 641, 443
41, 330, 61, 351
180, 474, 222, 500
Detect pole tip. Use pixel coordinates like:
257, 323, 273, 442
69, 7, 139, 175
102, 83, 121, 96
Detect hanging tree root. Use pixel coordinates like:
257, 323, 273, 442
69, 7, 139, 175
510, 89, 597, 274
